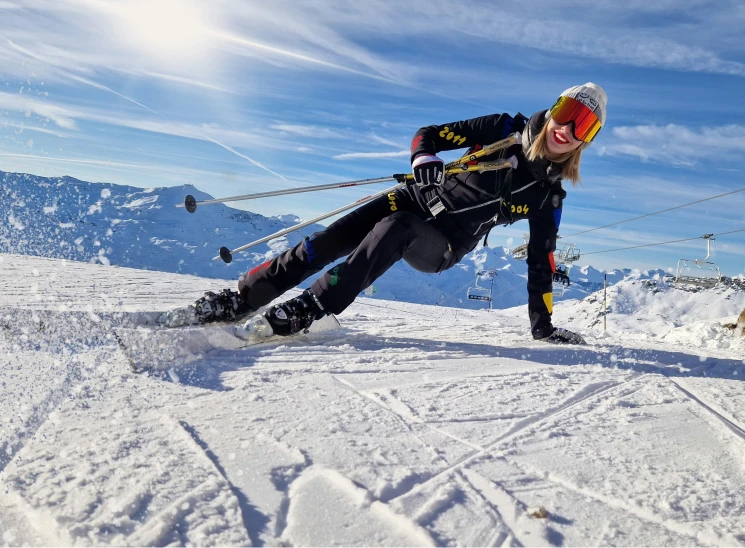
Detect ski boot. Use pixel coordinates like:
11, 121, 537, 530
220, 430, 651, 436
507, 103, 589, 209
160, 289, 253, 327
542, 327, 587, 345
239, 290, 325, 340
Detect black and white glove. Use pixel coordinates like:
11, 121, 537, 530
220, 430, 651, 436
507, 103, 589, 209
412, 154, 444, 186
541, 327, 587, 345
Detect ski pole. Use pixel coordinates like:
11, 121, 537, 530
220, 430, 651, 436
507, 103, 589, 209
181, 175, 403, 213
214, 182, 406, 263
214, 155, 517, 263
184, 132, 521, 212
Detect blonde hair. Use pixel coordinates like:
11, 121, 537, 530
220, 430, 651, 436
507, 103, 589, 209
525, 121, 583, 184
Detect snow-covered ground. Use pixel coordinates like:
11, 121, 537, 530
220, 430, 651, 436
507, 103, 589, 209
2, 252, 745, 546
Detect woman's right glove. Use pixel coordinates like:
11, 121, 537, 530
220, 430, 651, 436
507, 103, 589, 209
412, 154, 444, 186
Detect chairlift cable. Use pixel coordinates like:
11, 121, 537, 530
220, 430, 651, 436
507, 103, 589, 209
561, 185, 745, 239
583, 227, 745, 256
438, 279, 479, 306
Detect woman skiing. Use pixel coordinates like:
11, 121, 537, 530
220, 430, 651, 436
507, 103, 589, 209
190, 83, 607, 345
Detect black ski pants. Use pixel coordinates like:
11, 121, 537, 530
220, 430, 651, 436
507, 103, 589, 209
238, 189, 456, 315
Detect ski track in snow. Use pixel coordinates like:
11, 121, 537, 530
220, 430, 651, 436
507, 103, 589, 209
1, 253, 745, 546
667, 380, 745, 444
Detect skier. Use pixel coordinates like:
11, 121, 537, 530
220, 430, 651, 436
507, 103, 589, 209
190, 83, 607, 345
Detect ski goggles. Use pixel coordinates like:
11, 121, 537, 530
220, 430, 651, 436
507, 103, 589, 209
549, 96, 603, 143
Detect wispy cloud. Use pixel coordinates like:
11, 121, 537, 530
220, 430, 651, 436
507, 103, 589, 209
215, 1, 745, 78
578, 173, 739, 202
0, 91, 303, 154
600, 124, 745, 165
66, 74, 159, 115
28, 65, 290, 180
0, 90, 334, 184
1, 121, 69, 138
333, 150, 409, 160
213, 29, 402, 85
203, 136, 288, 181
368, 134, 405, 148
121, 69, 234, 93
213, 2, 420, 83
0, 152, 245, 183
0, 151, 188, 172
271, 124, 340, 139
0, 91, 78, 129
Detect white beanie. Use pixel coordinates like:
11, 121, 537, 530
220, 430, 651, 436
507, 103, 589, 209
559, 82, 607, 126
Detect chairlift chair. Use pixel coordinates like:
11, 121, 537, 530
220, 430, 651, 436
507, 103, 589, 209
552, 265, 572, 297
552, 285, 566, 298
674, 234, 721, 288
511, 243, 528, 261
550, 240, 580, 298
510, 233, 530, 261
555, 243, 581, 264
467, 270, 497, 308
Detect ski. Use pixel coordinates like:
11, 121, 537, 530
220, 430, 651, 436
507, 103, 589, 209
114, 313, 341, 373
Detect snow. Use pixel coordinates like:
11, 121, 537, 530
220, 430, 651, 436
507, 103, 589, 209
2, 252, 745, 546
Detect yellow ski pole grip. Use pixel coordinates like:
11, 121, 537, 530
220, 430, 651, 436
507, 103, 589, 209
477, 155, 518, 173
447, 132, 521, 169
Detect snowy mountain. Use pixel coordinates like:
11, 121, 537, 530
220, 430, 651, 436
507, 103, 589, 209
1, 253, 744, 546
0, 170, 329, 279
0, 170, 666, 310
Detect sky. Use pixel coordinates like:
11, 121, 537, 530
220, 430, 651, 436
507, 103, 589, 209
1, 0, 745, 276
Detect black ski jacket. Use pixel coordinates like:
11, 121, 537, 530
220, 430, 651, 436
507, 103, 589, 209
406, 110, 566, 339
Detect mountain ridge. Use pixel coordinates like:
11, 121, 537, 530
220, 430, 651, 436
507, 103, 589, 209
0, 169, 670, 309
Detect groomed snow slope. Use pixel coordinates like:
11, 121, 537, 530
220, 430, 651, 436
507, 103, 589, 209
1, 253, 745, 546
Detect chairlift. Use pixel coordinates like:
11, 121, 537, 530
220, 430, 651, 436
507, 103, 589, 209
552, 265, 571, 297
674, 234, 721, 288
548, 240, 580, 297
555, 243, 581, 264
467, 269, 497, 308
511, 233, 530, 261
511, 244, 528, 261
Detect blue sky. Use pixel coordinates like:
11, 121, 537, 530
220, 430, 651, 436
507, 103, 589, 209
2, 0, 745, 276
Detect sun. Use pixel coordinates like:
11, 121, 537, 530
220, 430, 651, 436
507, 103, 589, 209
107, 0, 210, 61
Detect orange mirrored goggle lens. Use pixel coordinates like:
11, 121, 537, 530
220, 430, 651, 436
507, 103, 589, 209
550, 96, 602, 143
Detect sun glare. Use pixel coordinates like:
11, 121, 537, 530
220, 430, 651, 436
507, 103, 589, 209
110, 0, 210, 61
